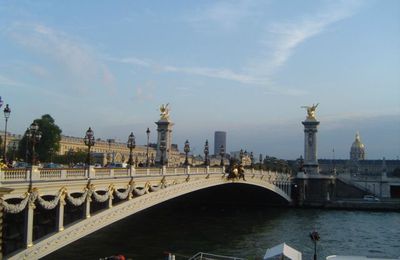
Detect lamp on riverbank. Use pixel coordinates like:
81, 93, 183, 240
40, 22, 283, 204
310, 230, 320, 260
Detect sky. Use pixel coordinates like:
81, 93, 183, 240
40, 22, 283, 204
0, 0, 399, 160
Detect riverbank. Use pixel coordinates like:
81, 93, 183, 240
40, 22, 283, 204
300, 199, 400, 211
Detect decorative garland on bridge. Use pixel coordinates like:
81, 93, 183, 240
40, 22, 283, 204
2, 172, 291, 214
3, 192, 31, 214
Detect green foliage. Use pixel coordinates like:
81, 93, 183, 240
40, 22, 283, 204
53, 150, 87, 165
18, 114, 62, 163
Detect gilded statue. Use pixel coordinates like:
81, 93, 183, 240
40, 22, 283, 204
159, 103, 170, 120
301, 103, 319, 119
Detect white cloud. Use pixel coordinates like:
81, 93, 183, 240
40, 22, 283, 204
186, 0, 262, 30
0, 74, 26, 87
8, 22, 116, 93
115, 1, 361, 96
246, 0, 363, 78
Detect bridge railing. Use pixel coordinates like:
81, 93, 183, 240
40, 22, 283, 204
0, 166, 291, 184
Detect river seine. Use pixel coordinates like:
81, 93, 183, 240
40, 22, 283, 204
45, 186, 400, 260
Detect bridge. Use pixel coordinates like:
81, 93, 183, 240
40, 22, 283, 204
0, 166, 292, 259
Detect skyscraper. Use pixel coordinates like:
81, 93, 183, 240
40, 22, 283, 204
214, 131, 226, 155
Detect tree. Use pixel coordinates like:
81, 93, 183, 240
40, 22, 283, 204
0, 135, 2, 158
18, 114, 62, 163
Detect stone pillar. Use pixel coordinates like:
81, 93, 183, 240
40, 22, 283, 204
57, 196, 65, 232
155, 118, 174, 166
25, 198, 35, 248
84, 191, 91, 219
0, 188, 13, 259
302, 118, 320, 175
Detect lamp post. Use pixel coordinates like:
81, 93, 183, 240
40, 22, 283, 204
28, 122, 42, 165
203, 140, 209, 166
24, 128, 30, 164
239, 149, 244, 164
259, 154, 263, 170
12, 142, 17, 162
3, 104, 11, 163
107, 139, 113, 164
250, 152, 254, 169
84, 127, 95, 166
127, 132, 136, 166
220, 145, 225, 166
68, 149, 74, 167
146, 128, 150, 167
184, 140, 190, 166
49, 147, 54, 163
310, 230, 320, 260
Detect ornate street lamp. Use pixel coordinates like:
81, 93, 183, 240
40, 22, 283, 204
250, 152, 254, 169
150, 153, 154, 166
84, 127, 95, 166
107, 139, 114, 164
12, 142, 17, 162
310, 230, 320, 260
184, 140, 190, 166
127, 132, 136, 166
239, 149, 244, 164
67, 149, 74, 167
159, 140, 166, 166
28, 122, 42, 165
259, 154, 263, 170
3, 104, 11, 163
146, 128, 150, 167
219, 144, 225, 166
203, 139, 209, 166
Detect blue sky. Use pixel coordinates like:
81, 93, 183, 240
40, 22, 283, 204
0, 0, 399, 159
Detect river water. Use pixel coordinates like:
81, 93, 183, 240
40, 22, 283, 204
45, 186, 400, 260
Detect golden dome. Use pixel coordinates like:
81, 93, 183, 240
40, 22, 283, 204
351, 132, 365, 149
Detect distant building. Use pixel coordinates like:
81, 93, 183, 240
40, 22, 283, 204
214, 131, 226, 155
350, 132, 366, 161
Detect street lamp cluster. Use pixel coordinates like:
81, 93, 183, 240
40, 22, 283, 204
82, 127, 154, 168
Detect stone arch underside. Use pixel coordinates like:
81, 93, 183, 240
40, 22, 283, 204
9, 178, 291, 260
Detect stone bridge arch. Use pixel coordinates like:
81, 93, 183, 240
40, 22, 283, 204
6, 175, 290, 259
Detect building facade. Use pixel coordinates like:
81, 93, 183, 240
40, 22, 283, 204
214, 131, 226, 156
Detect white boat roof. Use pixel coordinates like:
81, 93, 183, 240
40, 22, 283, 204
264, 243, 302, 260
326, 255, 399, 260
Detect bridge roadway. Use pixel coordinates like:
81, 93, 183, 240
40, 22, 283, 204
0, 166, 292, 259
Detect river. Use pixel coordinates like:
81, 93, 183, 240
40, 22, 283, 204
45, 186, 400, 260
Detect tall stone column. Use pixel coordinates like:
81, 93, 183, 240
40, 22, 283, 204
155, 104, 174, 166
301, 104, 320, 175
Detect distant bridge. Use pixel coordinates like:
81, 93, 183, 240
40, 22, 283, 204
0, 166, 292, 259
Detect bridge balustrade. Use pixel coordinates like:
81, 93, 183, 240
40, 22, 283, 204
2, 169, 28, 181
66, 169, 85, 179
40, 169, 62, 180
